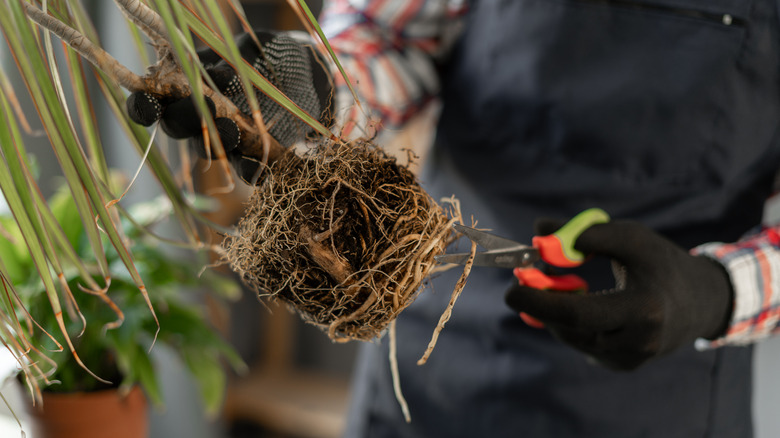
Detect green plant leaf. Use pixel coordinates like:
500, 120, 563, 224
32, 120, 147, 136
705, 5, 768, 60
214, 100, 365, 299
288, 0, 363, 111
0, 216, 27, 284
0, 0, 289, 414
48, 186, 83, 251
110, 330, 163, 406
182, 348, 226, 416
175, 2, 333, 138
202, 272, 242, 301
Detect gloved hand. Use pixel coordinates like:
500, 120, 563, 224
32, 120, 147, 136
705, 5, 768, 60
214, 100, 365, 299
126, 31, 333, 183
504, 219, 734, 371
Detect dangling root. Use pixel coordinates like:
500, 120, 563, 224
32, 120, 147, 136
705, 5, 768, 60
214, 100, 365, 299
417, 240, 476, 365
223, 138, 456, 342
389, 320, 411, 423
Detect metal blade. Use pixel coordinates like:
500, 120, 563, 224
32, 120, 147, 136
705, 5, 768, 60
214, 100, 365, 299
453, 223, 525, 251
435, 248, 540, 269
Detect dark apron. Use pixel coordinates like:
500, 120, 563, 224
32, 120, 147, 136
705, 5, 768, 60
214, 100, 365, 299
344, 0, 780, 436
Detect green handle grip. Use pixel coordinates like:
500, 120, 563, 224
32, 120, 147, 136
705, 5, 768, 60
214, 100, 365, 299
532, 208, 610, 268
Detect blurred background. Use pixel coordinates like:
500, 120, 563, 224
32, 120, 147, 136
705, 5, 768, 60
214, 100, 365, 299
0, 1, 778, 437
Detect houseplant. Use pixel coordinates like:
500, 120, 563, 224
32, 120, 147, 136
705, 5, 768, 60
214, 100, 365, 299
1, 186, 245, 437
0, 0, 333, 376
0, 2, 341, 434
0, 2, 458, 427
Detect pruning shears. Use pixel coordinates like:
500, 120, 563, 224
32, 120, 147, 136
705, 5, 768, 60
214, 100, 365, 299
434, 208, 610, 326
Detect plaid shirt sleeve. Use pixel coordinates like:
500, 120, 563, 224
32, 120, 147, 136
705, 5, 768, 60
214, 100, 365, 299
693, 226, 780, 346
319, 0, 467, 138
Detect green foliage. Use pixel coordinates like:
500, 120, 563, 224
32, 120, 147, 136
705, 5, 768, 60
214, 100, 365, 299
4, 189, 244, 416
0, 0, 348, 417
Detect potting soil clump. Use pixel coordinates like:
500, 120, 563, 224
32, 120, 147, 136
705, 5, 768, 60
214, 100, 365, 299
223, 139, 455, 342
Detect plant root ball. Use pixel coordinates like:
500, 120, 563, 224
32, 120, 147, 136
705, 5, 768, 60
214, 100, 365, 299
223, 139, 454, 342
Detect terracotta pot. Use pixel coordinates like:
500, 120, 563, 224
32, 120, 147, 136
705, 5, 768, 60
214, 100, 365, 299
28, 386, 148, 438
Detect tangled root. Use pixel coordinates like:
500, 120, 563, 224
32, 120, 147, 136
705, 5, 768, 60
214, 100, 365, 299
223, 138, 456, 342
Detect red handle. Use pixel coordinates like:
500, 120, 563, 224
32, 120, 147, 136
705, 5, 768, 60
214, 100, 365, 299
513, 267, 587, 329
513, 267, 587, 291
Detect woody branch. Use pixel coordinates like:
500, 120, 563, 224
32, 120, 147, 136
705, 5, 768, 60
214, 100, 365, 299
22, 1, 284, 163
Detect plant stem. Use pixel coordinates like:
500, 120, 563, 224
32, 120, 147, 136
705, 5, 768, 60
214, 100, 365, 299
22, 2, 146, 92
23, 1, 285, 164
113, 0, 169, 45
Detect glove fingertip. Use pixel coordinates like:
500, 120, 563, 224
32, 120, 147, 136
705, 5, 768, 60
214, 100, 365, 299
127, 92, 162, 126
503, 284, 527, 312
188, 118, 240, 159
215, 117, 240, 152
207, 65, 241, 96
160, 97, 204, 139
504, 284, 602, 328
571, 221, 651, 260
204, 95, 217, 117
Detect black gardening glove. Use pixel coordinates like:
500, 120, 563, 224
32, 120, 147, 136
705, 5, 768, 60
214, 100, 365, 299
504, 219, 734, 371
126, 31, 333, 183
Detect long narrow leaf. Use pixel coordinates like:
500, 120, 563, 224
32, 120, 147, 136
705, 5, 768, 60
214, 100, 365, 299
92, 69, 201, 242
64, 48, 110, 182
3, 0, 159, 348
287, 0, 363, 112
176, 2, 334, 139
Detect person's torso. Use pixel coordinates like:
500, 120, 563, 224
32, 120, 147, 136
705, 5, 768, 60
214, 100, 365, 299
350, 1, 780, 436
